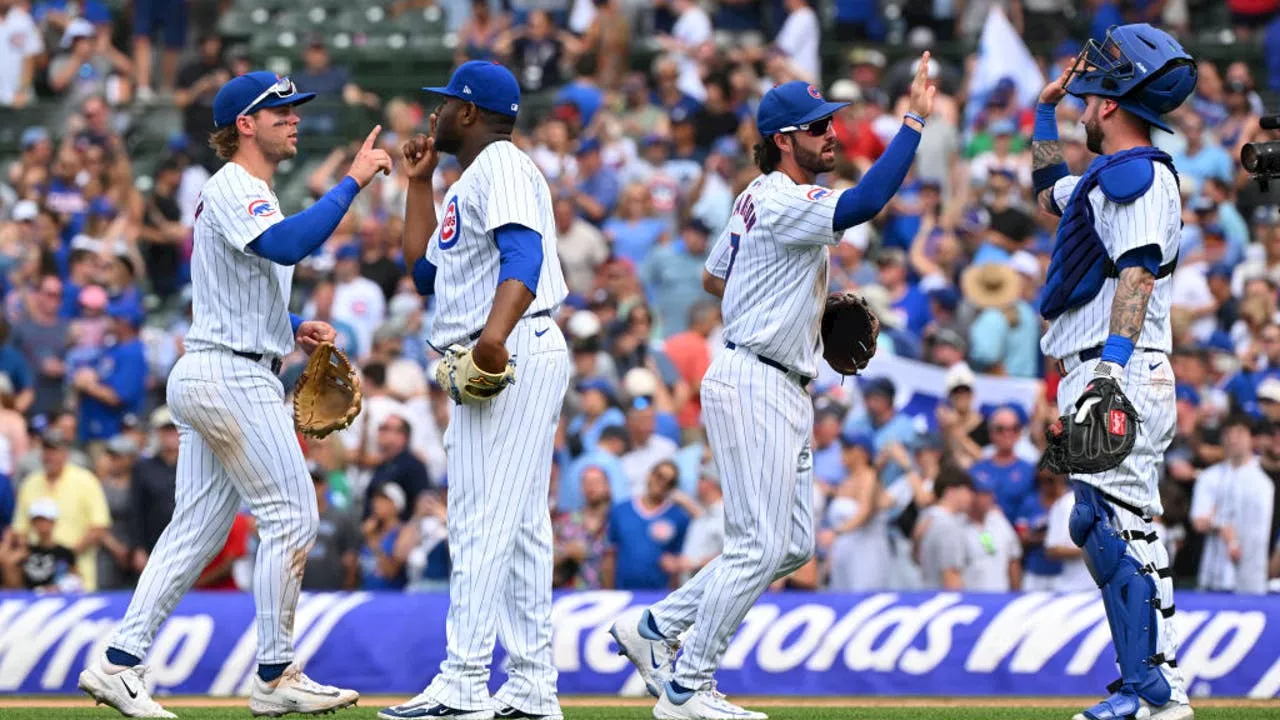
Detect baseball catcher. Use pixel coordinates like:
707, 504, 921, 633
293, 341, 363, 438
1032, 23, 1196, 720
822, 291, 880, 375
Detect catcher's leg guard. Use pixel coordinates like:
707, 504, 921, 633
1069, 482, 1171, 719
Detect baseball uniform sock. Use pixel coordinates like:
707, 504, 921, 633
106, 648, 141, 668
258, 662, 290, 682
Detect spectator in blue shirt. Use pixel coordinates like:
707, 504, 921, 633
566, 379, 627, 457
571, 137, 620, 227
877, 248, 932, 336
811, 407, 847, 488
0, 318, 34, 414
641, 218, 711, 337
605, 460, 690, 589
1015, 470, 1067, 590
969, 407, 1037, 521
604, 184, 669, 266
1172, 115, 1235, 187
73, 301, 146, 444
1267, 16, 1280, 93
360, 483, 409, 591
843, 378, 917, 484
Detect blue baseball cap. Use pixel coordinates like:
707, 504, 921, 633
107, 297, 144, 328
576, 136, 601, 156
1207, 263, 1232, 280
756, 81, 848, 137
1175, 383, 1201, 406
213, 71, 316, 128
423, 60, 521, 118
839, 431, 874, 453
1205, 330, 1235, 355
21, 127, 49, 150
335, 244, 360, 262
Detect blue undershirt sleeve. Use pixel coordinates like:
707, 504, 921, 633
494, 223, 544, 296
832, 124, 922, 232
247, 177, 360, 265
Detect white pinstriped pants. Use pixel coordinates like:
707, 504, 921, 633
650, 345, 816, 689
111, 350, 318, 665
1058, 352, 1187, 704
423, 320, 570, 715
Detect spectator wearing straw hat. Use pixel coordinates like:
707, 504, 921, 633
963, 263, 1039, 378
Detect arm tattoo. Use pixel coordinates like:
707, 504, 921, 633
1031, 139, 1065, 170
1110, 265, 1156, 341
1032, 139, 1066, 215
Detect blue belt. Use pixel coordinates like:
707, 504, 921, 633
725, 341, 812, 388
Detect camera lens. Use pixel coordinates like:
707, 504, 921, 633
1242, 141, 1280, 174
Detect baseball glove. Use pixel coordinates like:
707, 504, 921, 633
435, 344, 516, 405
293, 342, 363, 439
821, 291, 881, 376
1040, 377, 1140, 476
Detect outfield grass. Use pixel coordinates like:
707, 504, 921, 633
3, 707, 1277, 720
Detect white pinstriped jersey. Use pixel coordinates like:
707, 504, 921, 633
426, 141, 568, 348
705, 171, 841, 377
184, 162, 295, 358
1041, 163, 1181, 359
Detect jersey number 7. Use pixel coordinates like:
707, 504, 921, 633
724, 233, 741, 282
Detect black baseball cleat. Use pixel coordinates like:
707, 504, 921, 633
494, 706, 564, 720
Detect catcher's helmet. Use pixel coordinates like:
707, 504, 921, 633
1065, 24, 1197, 133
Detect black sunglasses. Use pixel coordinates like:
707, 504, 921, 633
781, 116, 833, 138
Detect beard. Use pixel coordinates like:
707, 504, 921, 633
793, 140, 835, 174
1085, 118, 1105, 155
434, 122, 462, 155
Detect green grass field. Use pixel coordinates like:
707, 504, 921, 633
3, 703, 1278, 720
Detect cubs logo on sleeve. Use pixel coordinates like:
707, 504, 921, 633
806, 187, 832, 201
247, 199, 278, 218
438, 196, 460, 250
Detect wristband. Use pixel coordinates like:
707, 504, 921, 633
1033, 103, 1059, 141
1100, 334, 1135, 367
1033, 164, 1069, 195
904, 112, 926, 128
289, 313, 304, 335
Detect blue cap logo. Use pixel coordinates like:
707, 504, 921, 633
756, 80, 849, 137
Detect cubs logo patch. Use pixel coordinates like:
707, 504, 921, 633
438, 196, 461, 249
808, 85, 822, 99
806, 187, 832, 201
1109, 409, 1127, 436
247, 199, 277, 218
649, 519, 675, 544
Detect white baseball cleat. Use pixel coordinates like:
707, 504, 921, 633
248, 664, 359, 717
610, 610, 680, 698
653, 681, 767, 720
78, 660, 176, 719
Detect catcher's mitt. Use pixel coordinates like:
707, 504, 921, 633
293, 342, 363, 439
821, 291, 881, 375
1040, 376, 1139, 476
435, 344, 516, 405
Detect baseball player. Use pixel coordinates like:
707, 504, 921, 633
1032, 24, 1197, 720
78, 71, 391, 718
378, 61, 570, 720
611, 55, 936, 720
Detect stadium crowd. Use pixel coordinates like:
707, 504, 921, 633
1, 0, 1280, 598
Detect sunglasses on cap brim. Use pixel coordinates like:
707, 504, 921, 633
238, 77, 299, 119
778, 115, 834, 137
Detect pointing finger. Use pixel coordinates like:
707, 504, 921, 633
362, 124, 383, 151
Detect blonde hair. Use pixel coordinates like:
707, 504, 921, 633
208, 126, 240, 161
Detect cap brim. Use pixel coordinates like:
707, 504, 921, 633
793, 101, 850, 129
423, 86, 463, 101
256, 92, 317, 112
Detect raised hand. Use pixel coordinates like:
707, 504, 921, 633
401, 113, 440, 182
346, 125, 394, 188
907, 51, 938, 120
1039, 61, 1075, 106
